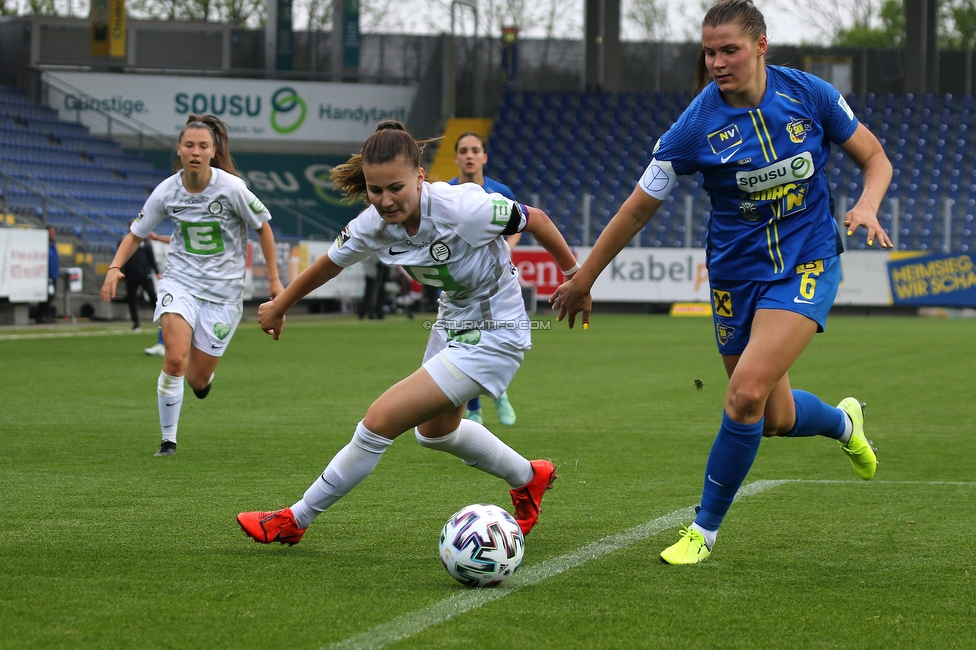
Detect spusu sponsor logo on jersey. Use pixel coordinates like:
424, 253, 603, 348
736, 152, 814, 192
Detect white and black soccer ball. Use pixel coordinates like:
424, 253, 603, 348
439, 503, 525, 587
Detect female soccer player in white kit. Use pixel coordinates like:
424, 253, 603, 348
237, 120, 580, 544
101, 114, 283, 456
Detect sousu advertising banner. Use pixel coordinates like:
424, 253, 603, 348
43, 72, 416, 143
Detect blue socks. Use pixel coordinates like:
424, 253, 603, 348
693, 392, 847, 537
694, 411, 764, 532
467, 396, 481, 412
785, 390, 846, 439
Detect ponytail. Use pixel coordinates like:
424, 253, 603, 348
331, 120, 434, 201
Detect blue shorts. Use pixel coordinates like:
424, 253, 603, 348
709, 255, 841, 355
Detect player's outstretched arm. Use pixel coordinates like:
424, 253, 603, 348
840, 123, 894, 248
100, 232, 144, 301
257, 252, 343, 340
256, 223, 284, 298
523, 206, 578, 277
550, 188, 662, 329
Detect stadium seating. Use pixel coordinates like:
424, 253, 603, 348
487, 88, 976, 252
0, 84, 169, 249
5, 80, 976, 255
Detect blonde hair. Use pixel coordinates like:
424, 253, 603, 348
695, 0, 767, 93
175, 114, 239, 176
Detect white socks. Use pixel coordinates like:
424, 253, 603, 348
691, 522, 717, 550
838, 412, 854, 444
291, 421, 393, 528
157, 371, 184, 444
415, 419, 533, 488
290, 419, 535, 530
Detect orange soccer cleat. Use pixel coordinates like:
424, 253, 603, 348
237, 508, 307, 546
509, 460, 558, 536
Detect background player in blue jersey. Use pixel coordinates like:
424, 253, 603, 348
450, 131, 520, 426
551, 0, 893, 564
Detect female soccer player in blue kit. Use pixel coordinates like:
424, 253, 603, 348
450, 131, 520, 426
551, 0, 893, 563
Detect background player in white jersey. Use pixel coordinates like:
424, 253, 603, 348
101, 114, 283, 457
552, 0, 892, 563
450, 131, 520, 426
237, 121, 579, 545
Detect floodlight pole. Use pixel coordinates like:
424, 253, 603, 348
450, 0, 481, 118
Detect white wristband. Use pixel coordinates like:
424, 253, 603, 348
561, 262, 580, 276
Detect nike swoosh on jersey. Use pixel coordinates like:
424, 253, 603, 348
720, 148, 741, 164
793, 297, 815, 304
173, 207, 188, 214
388, 247, 408, 255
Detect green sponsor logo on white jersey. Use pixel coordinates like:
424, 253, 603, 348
181, 221, 225, 255
490, 199, 510, 226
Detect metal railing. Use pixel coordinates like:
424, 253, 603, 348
0, 168, 124, 245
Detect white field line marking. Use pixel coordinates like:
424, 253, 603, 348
0, 329, 136, 341
326, 479, 788, 650
784, 478, 976, 486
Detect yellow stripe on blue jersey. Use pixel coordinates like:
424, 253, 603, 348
649, 65, 860, 281
756, 110, 778, 160
749, 111, 770, 163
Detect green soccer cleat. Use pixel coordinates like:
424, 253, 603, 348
494, 392, 517, 426
464, 407, 483, 425
660, 526, 711, 565
837, 398, 877, 480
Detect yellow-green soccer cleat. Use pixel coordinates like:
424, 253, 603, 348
837, 398, 877, 480
659, 526, 711, 565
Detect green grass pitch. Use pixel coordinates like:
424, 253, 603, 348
1, 312, 974, 649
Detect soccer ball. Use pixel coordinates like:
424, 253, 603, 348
439, 503, 525, 587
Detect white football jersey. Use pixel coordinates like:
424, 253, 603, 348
329, 182, 528, 325
132, 168, 271, 303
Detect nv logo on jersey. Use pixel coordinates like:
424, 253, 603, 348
786, 117, 814, 143
707, 124, 743, 155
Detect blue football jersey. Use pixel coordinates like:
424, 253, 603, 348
651, 65, 858, 281
448, 175, 517, 201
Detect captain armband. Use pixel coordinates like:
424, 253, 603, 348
638, 158, 677, 201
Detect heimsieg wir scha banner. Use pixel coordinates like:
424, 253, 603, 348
42, 72, 416, 143
887, 251, 976, 307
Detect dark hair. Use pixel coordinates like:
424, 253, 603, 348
175, 114, 239, 176
331, 120, 430, 200
695, 0, 767, 93
454, 131, 486, 152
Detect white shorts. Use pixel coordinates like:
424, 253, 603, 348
154, 278, 243, 358
421, 324, 529, 405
